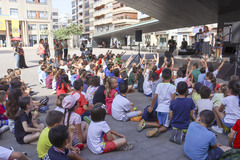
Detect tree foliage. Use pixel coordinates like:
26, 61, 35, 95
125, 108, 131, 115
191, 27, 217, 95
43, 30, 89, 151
42, 23, 84, 40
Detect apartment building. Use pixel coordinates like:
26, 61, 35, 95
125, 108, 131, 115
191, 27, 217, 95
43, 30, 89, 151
52, 8, 59, 30
72, 0, 94, 42
0, 0, 53, 48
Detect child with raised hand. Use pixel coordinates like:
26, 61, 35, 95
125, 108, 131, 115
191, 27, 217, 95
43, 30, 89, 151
169, 82, 195, 144
184, 110, 231, 160
44, 125, 83, 160
14, 96, 44, 144
37, 110, 64, 159
212, 80, 240, 134
62, 94, 89, 150
86, 76, 100, 105
138, 68, 176, 137
56, 74, 72, 97
112, 83, 142, 121
55, 94, 68, 113
104, 77, 118, 115
87, 103, 133, 154
0, 90, 8, 134
195, 86, 213, 116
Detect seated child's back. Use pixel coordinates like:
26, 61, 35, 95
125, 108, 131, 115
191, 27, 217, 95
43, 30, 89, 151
195, 86, 213, 115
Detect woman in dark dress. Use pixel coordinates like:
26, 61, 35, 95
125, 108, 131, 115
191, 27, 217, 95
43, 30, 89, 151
18, 43, 28, 68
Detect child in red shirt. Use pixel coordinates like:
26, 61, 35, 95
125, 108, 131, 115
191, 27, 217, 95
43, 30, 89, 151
73, 79, 92, 120
229, 119, 240, 149
0, 91, 8, 134
56, 74, 72, 97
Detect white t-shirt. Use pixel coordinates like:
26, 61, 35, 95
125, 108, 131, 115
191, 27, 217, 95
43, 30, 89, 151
222, 95, 240, 124
203, 32, 211, 42
206, 68, 218, 78
155, 83, 176, 113
0, 146, 13, 160
112, 94, 131, 121
174, 77, 188, 87
87, 121, 111, 154
143, 74, 152, 95
195, 99, 213, 115
59, 65, 68, 73
55, 106, 65, 113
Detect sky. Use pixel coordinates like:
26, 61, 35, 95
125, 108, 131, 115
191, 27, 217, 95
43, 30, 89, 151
52, 0, 72, 16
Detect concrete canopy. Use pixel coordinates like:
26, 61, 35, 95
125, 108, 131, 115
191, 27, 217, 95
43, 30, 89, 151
93, 0, 240, 38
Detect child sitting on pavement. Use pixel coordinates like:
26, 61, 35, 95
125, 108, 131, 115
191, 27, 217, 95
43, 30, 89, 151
184, 110, 231, 160
138, 68, 176, 137
0, 90, 8, 135
44, 125, 83, 160
87, 103, 133, 154
112, 83, 142, 121
169, 82, 195, 144
195, 86, 213, 116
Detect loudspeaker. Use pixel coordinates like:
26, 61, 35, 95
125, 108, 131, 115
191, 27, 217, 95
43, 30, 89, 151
231, 21, 240, 43
135, 30, 142, 42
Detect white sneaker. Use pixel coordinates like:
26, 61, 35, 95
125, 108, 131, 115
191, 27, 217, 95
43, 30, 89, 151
211, 125, 223, 134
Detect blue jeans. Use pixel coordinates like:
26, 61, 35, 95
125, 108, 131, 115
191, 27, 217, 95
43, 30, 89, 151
14, 53, 20, 68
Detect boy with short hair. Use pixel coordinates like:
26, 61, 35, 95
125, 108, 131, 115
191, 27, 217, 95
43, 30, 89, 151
169, 82, 195, 144
44, 125, 83, 160
113, 68, 123, 93
197, 67, 206, 84
40, 65, 48, 88
138, 68, 176, 137
73, 79, 92, 120
191, 63, 201, 83
112, 83, 142, 121
37, 110, 64, 159
46, 69, 53, 89
195, 86, 213, 116
184, 110, 230, 160
128, 67, 138, 91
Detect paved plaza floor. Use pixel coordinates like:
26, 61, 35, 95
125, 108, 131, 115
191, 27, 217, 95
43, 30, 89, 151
0, 48, 228, 160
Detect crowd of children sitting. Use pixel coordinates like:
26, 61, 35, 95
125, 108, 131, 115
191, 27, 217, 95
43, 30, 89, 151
0, 49, 240, 160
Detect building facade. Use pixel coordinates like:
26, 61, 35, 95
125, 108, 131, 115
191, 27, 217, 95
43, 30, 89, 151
0, 0, 53, 48
52, 8, 58, 31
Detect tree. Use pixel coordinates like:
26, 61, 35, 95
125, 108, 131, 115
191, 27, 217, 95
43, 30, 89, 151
42, 23, 84, 40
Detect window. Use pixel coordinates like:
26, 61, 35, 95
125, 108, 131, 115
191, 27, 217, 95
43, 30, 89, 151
85, 18, 89, 24
85, 2, 89, 8
85, 10, 89, 17
85, 26, 89, 32
53, 12, 58, 16
28, 24, 36, 30
10, 8, 18, 16
29, 35, 37, 47
39, 0, 47, 4
53, 25, 58, 30
106, 3, 112, 8
39, 11, 48, 19
72, 16, 76, 21
106, 13, 112, 18
26, 0, 35, 3
40, 35, 48, 40
72, 9, 76, 14
53, 19, 58, 22
27, 11, 36, 18
9, 0, 17, 2
72, 1, 75, 8
40, 24, 48, 30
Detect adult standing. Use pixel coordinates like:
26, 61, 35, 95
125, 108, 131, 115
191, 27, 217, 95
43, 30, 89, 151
215, 27, 225, 60
168, 36, 177, 54
38, 39, 45, 60
54, 40, 60, 65
63, 39, 68, 61
13, 42, 20, 69
59, 40, 63, 60
181, 38, 188, 50
80, 41, 85, 56
194, 28, 203, 54
202, 26, 212, 58
19, 43, 28, 68
43, 38, 50, 58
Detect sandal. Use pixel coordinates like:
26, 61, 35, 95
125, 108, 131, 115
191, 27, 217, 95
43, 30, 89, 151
146, 128, 160, 138
137, 119, 146, 132
119, 142, 134, 151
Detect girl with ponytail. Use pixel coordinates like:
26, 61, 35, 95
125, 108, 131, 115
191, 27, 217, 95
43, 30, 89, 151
202, 72, 216, 93
104, 77, 118, 115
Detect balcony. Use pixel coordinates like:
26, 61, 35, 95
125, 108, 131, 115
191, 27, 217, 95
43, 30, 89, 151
94, 9, 106, 17
78, 7, 83, 13
113, 7, 137, 15
94, 18, 113, 26
78, 14, 83, 20
78, 0, 83, 5
94, 0, 111, 9
113, 18, 139, 26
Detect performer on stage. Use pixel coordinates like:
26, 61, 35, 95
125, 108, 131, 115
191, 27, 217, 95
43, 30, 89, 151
168, 36, 177, 54
215, 27, 225, 60
194, 28, 203, 54
202, 26, 212, 59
